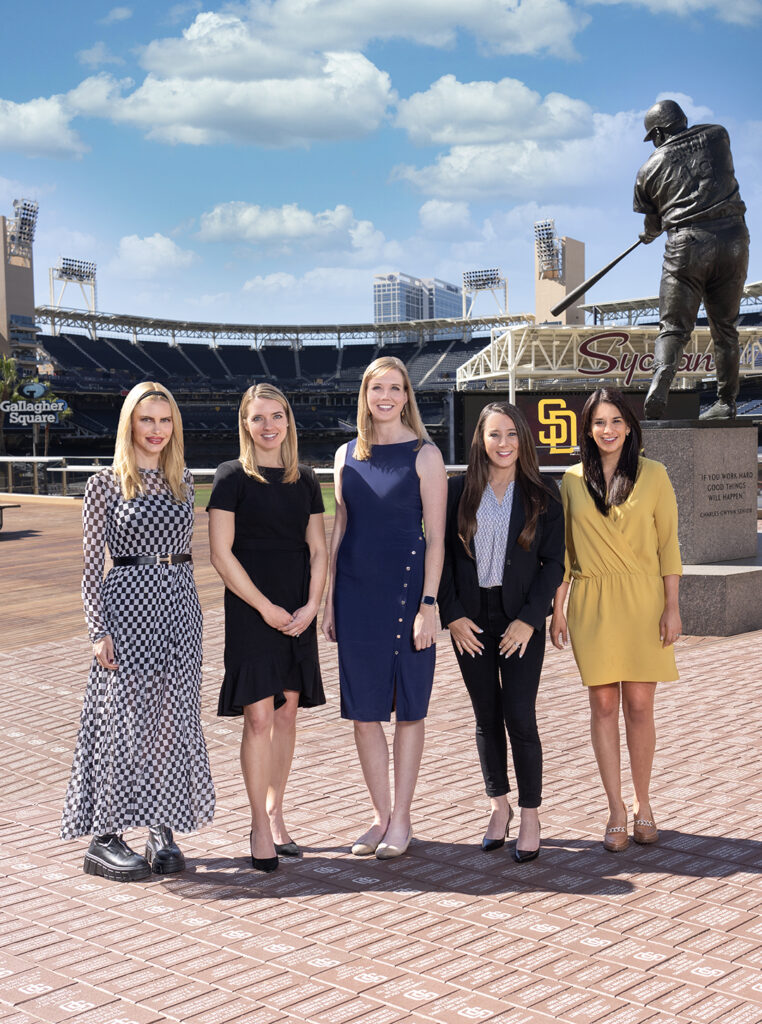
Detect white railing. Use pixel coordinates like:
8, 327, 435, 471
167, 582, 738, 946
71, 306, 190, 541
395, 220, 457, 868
0, 457, 575, 497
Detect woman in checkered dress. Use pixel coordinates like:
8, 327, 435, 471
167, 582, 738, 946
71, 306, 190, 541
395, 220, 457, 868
60, 382, 215, 881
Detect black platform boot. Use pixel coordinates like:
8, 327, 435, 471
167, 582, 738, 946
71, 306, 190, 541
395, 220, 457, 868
145, 825, 186, 874
83, 834, 152, 882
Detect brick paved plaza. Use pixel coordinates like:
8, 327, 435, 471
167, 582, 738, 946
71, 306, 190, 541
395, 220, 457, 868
1, 500, 761, 1024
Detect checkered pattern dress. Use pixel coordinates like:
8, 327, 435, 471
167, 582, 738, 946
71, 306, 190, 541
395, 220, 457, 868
60, 467, 215, 839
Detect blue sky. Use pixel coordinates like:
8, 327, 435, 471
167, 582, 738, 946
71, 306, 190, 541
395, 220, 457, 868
1, 0, 760, 328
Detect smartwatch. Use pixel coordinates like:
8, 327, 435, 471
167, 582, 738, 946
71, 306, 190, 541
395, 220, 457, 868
421, 595, 436, 606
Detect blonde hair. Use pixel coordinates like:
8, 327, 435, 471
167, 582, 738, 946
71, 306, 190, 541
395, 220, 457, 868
355, 355, 429, 460
238, 383, 299, 483
113, 382, 187, 502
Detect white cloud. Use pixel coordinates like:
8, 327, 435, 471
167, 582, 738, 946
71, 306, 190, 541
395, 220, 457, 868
0, 96, 86, 159
242, 266, 379, 318
243, 272, 299, 293
103, 2, 585, 148
166, 1, 203, 25
0, 176, 43, 209
397, 75, 593, 146
142, 1, 588, 68
197, 201, 401, 264
141, 11, 319, 80
101, 6, 132, 24
584, 0, 760, 24
77, 42, 125, 68
200, 202, 356, 244
653, 92, 713, 123
109, 234, 197, 279
393, 110, 644, 200
67, 52, 393, 147
419, 200, 472, 235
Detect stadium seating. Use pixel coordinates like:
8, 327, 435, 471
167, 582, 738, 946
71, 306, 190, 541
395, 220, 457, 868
260, 346, 298, 380
339, 344, 377, 380
137, 340, 194, 378
39, 333, 102, 373
297, 345, 340, 380
106, 337, 163, 376
426, 337, 488, 384
217, 345, 268, 378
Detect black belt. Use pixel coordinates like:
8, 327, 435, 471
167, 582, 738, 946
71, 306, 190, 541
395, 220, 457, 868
113, 554, 192, 566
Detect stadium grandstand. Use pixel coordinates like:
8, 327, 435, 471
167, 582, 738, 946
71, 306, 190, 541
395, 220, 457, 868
25, 307, 533, 465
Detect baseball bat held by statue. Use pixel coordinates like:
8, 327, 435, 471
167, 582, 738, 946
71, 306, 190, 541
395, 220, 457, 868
549, 239, 642, 318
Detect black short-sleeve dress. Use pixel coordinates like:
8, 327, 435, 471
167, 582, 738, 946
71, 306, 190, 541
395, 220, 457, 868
208, 460, 326, 716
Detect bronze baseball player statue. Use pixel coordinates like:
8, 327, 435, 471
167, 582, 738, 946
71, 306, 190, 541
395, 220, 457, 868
635, 99, 749, 420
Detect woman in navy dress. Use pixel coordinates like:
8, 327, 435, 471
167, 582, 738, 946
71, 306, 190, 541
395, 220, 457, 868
323, 357, 447, 859
208, 383, 327, 871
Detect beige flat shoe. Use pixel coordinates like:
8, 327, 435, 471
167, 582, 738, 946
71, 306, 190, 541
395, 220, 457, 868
375, 827, 412, 860
351, 824, 387, 856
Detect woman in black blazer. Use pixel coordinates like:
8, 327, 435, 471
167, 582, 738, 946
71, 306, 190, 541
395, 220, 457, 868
438, 402, 565, 862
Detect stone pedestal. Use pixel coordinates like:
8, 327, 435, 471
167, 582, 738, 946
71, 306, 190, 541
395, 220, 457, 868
642, 421, 757, 564
642, 420, 761, 636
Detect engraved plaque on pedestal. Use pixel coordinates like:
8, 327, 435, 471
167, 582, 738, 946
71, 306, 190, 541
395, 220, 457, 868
642, 421, 757, 565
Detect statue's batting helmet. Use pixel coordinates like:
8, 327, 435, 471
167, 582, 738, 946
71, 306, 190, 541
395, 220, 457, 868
643, 100, 688, 142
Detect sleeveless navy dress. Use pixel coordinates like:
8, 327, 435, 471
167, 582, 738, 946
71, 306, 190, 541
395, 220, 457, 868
335, 439, 435, 722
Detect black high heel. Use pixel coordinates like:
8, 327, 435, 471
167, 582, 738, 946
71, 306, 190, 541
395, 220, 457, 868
481, 804, 514, 852
275, 840, 301, 858
249, 830, 278, 873
514, 822, 541, 863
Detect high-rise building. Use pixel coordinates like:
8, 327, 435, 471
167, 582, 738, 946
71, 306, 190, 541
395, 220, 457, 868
425, 277, 462, 319
373, 272, 462, 327
374, 272, 426, 323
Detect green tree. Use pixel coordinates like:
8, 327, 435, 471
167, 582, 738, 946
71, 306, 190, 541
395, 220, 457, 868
0, 355, 20, 458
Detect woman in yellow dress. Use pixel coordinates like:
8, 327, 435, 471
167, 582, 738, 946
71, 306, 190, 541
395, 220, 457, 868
550, 388, 682, 852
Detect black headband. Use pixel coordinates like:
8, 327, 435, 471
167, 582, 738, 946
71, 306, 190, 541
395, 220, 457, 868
138, 390, 171, 402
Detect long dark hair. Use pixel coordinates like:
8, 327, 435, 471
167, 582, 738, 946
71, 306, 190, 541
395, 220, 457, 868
580, 388, 642, 515
458, 401, 557, 556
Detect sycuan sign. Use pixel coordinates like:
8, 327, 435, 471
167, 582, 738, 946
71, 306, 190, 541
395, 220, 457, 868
577, 332, 714, 386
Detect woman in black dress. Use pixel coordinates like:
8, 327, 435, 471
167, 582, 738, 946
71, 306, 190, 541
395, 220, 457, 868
208, 384, 327, 871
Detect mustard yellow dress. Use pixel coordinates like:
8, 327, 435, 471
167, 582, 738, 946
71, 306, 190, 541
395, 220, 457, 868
561, 457, 682, 687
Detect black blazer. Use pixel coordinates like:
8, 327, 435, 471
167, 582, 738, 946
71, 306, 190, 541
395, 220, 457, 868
437, 474, 565, 632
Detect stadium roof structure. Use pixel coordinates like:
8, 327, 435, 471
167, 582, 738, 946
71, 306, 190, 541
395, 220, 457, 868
456, 322, 762, 402
580, 280, 762, 325
34, 305, 533, 347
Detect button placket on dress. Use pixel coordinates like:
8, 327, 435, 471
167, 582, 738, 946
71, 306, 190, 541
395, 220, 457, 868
394, 533, 424, 656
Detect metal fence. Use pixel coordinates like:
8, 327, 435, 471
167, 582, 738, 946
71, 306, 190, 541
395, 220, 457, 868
2, 456, 761, 512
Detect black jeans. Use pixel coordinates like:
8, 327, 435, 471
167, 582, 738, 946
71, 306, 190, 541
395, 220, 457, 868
453, 587, 544, 807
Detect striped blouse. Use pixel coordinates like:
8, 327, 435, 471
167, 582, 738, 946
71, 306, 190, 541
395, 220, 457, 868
474, 481, 514, 587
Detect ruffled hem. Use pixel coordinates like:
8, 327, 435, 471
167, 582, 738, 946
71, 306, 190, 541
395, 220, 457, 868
60, 807, 215, 841
217, 656, 326, 716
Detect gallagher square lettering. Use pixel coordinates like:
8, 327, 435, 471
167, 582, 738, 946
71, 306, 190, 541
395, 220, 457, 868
0, 398, 68, 425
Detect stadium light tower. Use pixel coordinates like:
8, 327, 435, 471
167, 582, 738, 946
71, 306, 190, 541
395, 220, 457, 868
533, 219, 585, 325
7, 199, 39, 260
461, 268, 508, 319
534, 219, 563, 280
1, 198, 39, 366
49, 258, 98, 334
